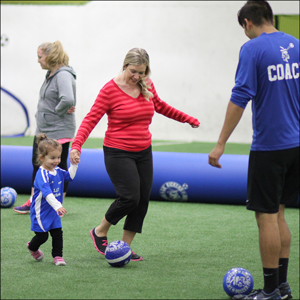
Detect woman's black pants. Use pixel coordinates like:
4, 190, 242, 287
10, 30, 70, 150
103, 145, 153, 233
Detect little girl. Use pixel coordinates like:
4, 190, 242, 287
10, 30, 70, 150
27, 133, 78, 266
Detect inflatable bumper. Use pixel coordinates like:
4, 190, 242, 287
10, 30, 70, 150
1, 145, 298, 207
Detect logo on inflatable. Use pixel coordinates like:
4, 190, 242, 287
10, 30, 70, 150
159, 181, 188, 201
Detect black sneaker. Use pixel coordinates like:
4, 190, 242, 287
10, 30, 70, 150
232, 288, 281, 300
90, 228, 107, 255
279, 282, 293, 299
131, 251, 143, 261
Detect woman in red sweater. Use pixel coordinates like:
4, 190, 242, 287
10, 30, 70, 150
70, 48, 200, 261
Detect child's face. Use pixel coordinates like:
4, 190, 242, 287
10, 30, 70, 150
40, 148, 61, 171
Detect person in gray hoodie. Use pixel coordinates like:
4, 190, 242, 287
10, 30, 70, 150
13, 41, 76, 214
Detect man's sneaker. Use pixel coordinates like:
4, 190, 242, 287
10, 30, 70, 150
131, 251, 143, 261
27, 242, 44, 261
90, 228, 107, 255
13, 199, 31, 214
232, 288, 281, 299
279, 282, 293, 299
53, 256, 66, 266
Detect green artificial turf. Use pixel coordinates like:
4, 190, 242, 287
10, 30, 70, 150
1, 137, 298, 299
1, 136, 251, 155
1, 195, 299, 299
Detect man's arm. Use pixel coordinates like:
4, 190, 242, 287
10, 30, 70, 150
208, 101, 245, 168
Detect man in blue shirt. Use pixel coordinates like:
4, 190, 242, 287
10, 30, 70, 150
209, 1, 299, 299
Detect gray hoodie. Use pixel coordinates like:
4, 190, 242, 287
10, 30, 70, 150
35, 66, 76, 140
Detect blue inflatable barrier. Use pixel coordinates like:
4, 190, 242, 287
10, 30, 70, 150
1, 145, 299, 207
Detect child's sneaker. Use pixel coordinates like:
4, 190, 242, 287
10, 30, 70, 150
13, 199, 31, 214
53, 256, 66, 266
90, 228, 107, 255
131, 251, 143, 261
27, 242, 44, 261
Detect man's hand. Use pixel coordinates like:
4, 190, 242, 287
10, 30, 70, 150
208, 144, 225, 168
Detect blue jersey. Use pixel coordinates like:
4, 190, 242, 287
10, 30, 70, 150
230, 32, 299, 151
31, 166, 75, 232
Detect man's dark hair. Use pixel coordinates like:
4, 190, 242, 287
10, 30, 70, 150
238, 0, 273, 27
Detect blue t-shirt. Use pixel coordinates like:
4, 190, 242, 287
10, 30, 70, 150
31, 166, 74, 232
230, 32, 299, 151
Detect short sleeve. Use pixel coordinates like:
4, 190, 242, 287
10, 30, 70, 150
230, 45, 257, 109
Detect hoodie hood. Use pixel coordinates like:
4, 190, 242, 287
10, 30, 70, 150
46, 65, 76, 80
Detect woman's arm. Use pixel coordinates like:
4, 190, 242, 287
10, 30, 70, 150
55, 71, 76, 116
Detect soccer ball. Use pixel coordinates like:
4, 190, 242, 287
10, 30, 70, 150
223, 267, 254, 297
105, 240, 132, 267
1, 187, 17, 208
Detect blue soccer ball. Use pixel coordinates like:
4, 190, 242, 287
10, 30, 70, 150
223, 267, 254, 297
105, 240, 132, 267
1, 187, 17, 208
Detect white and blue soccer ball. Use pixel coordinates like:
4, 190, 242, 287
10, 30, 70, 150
105, 240, 132, 267
1, 187, 17, 208
223, 267, 254, 297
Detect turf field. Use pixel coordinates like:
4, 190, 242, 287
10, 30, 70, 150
1, 137, 299, 299
1, 136, 251, 154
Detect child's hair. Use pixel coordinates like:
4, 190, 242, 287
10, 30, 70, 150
35, 133, 62, 166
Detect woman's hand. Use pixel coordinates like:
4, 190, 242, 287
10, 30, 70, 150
70, 149, 81, 164
68, 106, 76, 114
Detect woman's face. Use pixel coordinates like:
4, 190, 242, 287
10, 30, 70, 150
37, 48, 48, 70
124, 64, 147, 85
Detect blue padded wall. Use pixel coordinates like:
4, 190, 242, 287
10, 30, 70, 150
1, 145, 298, 207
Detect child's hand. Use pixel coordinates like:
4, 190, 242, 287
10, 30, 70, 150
57, 207, 67, 217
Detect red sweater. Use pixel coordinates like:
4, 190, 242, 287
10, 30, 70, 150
71, 79, 200, 152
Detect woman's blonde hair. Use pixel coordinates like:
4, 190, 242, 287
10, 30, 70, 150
38, 41, 69, 67
123, 48, 153, 101
35, 133, 62, 166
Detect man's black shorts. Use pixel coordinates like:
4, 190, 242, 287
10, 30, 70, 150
246, 147, 299, 213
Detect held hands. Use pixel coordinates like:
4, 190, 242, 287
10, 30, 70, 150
57, 207, 67, 217
208, 143, 225, 168
70, 149, 81, 164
